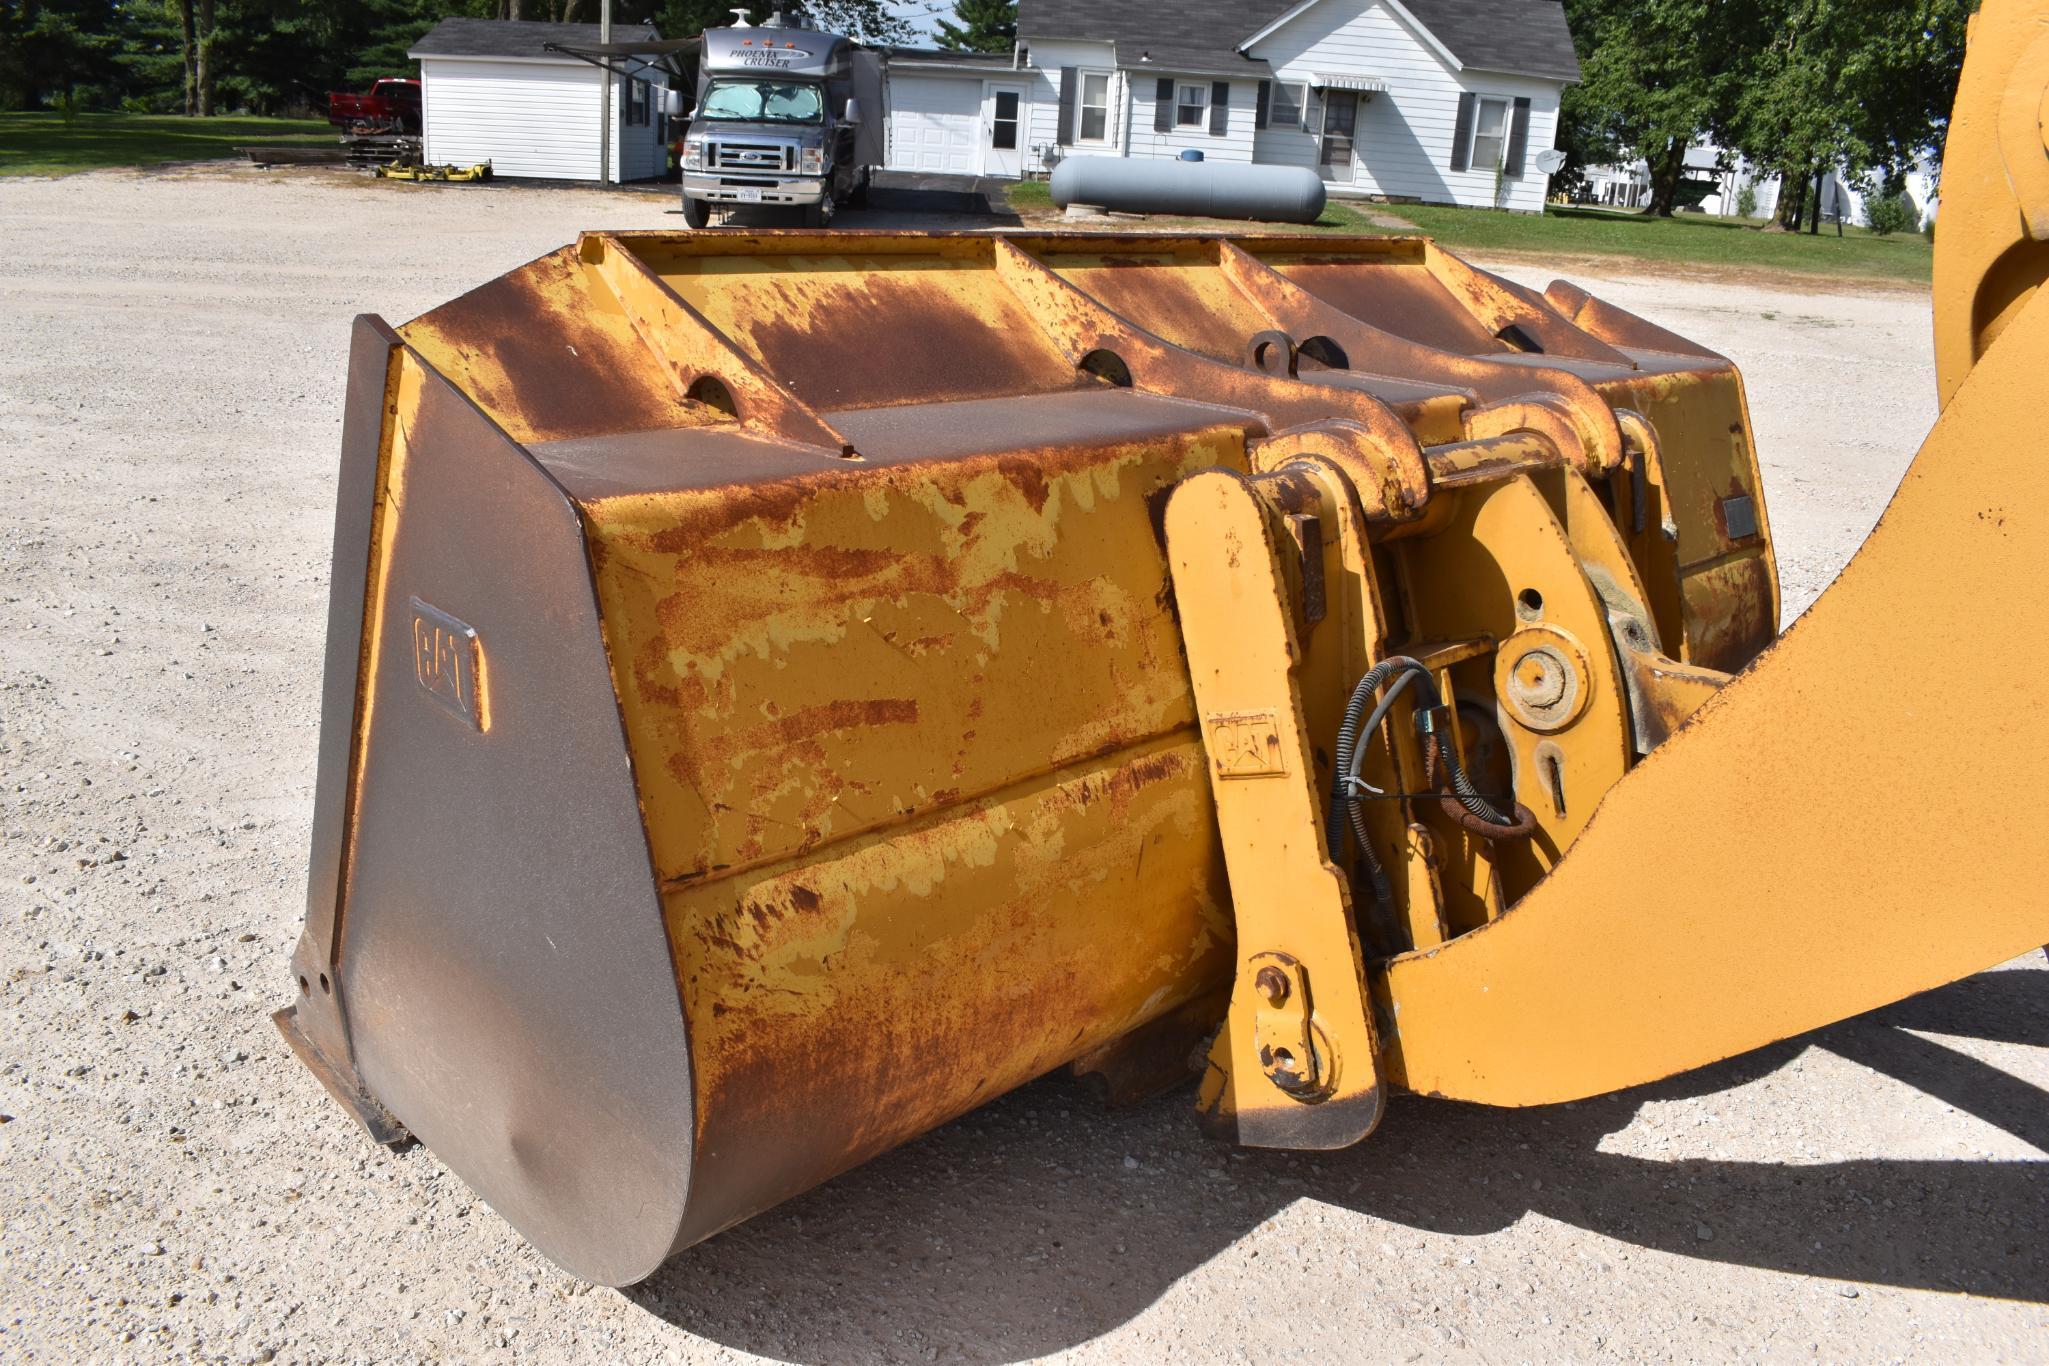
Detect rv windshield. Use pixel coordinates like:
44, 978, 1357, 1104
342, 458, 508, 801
698, 79, 824, 123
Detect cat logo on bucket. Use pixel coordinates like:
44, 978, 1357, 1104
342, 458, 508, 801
409, 596, 485, 732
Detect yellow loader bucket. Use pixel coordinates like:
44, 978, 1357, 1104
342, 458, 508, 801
277, 0, 2049, 1286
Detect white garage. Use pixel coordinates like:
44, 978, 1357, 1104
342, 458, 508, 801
409, 17, 673, 183
882, 52, 1030, 178
888, 73, 981, 174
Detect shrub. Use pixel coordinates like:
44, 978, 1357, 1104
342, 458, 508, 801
1735, 184, 1757, 219
1865, 192, 1916, 237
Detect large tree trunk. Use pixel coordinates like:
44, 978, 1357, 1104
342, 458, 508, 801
1775, 171, 1802, 230
177, 0, 197, 116
1807, 168, 1825, 235
195, 0, 215, 117
1644, 138, 1688, 217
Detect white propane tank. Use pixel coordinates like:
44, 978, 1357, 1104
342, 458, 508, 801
1050, 156, 1327, 224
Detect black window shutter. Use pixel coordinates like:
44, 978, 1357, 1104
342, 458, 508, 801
1450, 91, 1477, 171
1056, 67, 1077, 143
1210, 81, 1229, 136
1255, 80, 1270, 130
1505, 95, 1531, 176
1154, 77, 1173, 133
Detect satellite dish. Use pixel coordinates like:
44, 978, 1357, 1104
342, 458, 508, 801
1533, 147, 1567, 175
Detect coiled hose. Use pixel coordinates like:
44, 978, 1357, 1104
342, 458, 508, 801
1326, 656, 1536, 918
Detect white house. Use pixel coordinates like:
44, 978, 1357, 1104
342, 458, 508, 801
1579, 142, 1940, 228
1705, 156, 1941, 228
409, 18, 674, 182
879, 0, 1581, 210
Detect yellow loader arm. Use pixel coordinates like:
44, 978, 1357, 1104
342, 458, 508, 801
1381, 0, 2049, 1104
274, 0, 2049, 1285
1382, 262, 2049, 1103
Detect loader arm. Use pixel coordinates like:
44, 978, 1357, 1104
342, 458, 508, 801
1377, 0, 2049, 1103
1379, 277, 2049, 1103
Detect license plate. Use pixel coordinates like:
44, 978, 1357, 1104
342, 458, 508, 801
734, 187, 763, 203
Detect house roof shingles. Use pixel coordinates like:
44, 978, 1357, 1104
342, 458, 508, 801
1399, 0, 1579, 82
409, 17, 660, 61
1020, 0, 1292, 75
1019, 0, 1580, 84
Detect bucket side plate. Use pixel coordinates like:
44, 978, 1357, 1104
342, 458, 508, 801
333, 347, 694, 1287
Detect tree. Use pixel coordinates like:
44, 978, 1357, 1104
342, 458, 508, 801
791, 0, 909, 43
935, 0, 1014, 52
1731, 0, 1973, 232
0, 0, 125, 109
658, 0, 750, 38
173, 0, 195, 112
1559, 0, 1758, 216
1548, 78, 1623, 200
107, 0, 189, 110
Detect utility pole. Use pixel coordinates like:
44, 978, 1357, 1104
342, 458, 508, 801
599, 0, 613, 185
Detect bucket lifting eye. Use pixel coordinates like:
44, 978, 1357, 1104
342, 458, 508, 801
1496, 323, 1544, 353
1246, 329, 1299, 377
687, 374, 738, 418
1295, 335, 1350, 371
1078, 348, 1133, 387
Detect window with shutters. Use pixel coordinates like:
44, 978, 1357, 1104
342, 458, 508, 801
1079, 72, 1110, 142
1268, 81, 1306, 129
1177, 83, 1207, 128
1469, 96, 1510, 171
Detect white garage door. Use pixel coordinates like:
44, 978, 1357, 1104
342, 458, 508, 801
888, 75, 981, 175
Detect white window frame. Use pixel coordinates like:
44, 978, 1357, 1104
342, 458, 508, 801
1076, 69, 1112, 144
1176, 82, 1208, 128
1468, 94, 1511, 172
1268, 80, 1307, 130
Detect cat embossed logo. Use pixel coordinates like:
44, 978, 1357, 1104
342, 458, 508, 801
409, 597, 486, 732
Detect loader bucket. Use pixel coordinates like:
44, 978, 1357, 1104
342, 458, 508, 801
278, 6, 2049, 1278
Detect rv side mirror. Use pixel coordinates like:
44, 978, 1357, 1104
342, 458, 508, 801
843, 97, 862, 123
661, 88, 686, 117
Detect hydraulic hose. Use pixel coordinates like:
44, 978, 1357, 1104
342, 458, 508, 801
1327, 656, 1537, 920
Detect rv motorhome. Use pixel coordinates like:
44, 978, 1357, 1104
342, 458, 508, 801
678, 20, 886, 227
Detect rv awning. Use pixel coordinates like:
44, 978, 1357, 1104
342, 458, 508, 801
546, 36, 700, 58
1313, 73, 1389, 93
543, 36, 699, 80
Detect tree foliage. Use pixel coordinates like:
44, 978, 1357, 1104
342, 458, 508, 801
934, 0, 1013, 53
1557, 0, 1974, 218
1863, 188, 1916, 235
0, 0, 905, 115
1562, 0, 1758, 215
790, 0, 908, 43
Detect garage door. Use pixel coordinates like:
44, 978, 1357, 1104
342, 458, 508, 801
888, 75, 981, 175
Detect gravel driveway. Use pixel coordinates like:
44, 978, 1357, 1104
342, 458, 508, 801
3, 165, 2043, 1363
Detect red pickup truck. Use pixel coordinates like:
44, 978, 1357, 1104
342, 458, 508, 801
327, 78, 422, 137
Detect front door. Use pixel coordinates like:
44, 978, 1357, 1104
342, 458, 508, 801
981, 84, 1025, 178
1319, 89, 1359, 183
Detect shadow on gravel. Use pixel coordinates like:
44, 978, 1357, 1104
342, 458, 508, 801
627, 963, 2049, 1362
683, 172, 1022, 232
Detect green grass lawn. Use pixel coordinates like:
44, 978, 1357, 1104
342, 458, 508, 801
0, 111, 334, 177
1007, 180, 1931, 283
1344, 201, 1931, 283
